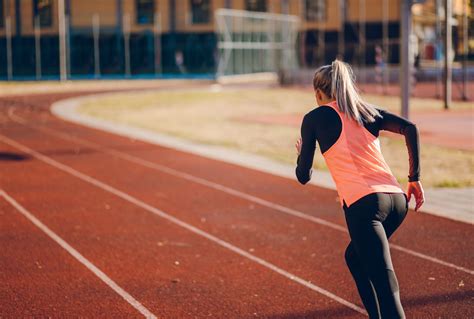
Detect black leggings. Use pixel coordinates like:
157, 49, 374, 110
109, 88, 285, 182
343, 192, 408, 319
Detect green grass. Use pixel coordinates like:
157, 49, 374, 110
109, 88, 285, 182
79, 87, 474, 188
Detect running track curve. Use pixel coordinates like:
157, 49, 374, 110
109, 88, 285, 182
0, 90, 472, 318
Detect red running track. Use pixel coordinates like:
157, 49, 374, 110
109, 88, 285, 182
0, 92, 473, 318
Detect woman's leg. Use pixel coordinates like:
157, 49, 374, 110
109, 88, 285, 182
344, 192, 408, 319
378, 193, 409, 317
382, 193, 409, 239
344, 242, 381, 318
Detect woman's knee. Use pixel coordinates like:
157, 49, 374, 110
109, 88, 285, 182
344, 244, 357, 267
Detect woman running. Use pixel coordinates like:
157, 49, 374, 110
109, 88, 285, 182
295, 60, 425, 319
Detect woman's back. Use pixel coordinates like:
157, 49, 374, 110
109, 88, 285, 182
296, 103, 420, 201
320, 101, 403, 207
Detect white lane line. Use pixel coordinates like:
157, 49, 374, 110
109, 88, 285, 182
0, 190, 157, 319
7, 108, 345, 234
9, 109, 474, 276
0, 133, 367, 316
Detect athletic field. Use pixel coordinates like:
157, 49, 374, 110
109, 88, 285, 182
0, 80, 472, 318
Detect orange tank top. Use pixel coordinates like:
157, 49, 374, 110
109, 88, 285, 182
322, 101, 404, 207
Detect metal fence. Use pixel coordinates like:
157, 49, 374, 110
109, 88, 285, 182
0, 13, 217, 81
215, 9, 300, 77
0, 1, 471, 92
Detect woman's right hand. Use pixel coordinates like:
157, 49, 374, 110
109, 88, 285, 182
295, 137, 302, 156
407, 181, 425, 212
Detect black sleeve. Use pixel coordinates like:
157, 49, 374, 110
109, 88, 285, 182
378, 109, 420, 182
296, 114, 317, 184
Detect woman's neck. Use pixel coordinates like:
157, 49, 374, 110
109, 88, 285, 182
319, 97, 335, 105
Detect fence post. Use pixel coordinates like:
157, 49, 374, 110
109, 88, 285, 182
382, 0, 389, 94
338, 0, 345, 59
400, 0, 412, 119
154, 12, 162, 75
444, 0, 452, 109
435, 0, 442, 98
58, 0, 68, 81
34, 15, 42, 80
66, 15, 71, 78
6, 16, 13, 80
462, 0, 468, 101
123, 13, 131, 77
317, 0, 326, 65
359, 0, 366, 85
93, 14, 101, 78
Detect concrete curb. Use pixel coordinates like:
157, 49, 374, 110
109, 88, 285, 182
50, 91, 473, 225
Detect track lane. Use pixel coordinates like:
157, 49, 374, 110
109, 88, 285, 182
5, 126, 471, 317
8, 100, 474, 272
0, 139, 365, 318
1, 96, 472, 318
0, 191, 146, 318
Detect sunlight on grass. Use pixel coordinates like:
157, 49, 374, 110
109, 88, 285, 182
0, 79, 197, 96
79, 87, 473, 188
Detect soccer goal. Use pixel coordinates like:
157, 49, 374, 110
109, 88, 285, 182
215, 9, 300, 80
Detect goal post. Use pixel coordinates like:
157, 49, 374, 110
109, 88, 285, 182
215, 9, 300, 80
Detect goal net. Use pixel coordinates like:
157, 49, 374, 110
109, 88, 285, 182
215, 9, 300, 79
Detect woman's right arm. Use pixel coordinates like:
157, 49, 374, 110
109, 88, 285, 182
295, 113, 317, 185
379, 109, 425, 211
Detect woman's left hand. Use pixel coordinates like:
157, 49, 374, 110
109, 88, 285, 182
295, 137, 302, 156
407, 181, 425, 212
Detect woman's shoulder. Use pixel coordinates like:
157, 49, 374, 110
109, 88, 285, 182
303, 105, 341, 129
306, 104, 337, 118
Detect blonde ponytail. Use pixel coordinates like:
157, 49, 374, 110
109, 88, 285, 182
313, 60, 380, 124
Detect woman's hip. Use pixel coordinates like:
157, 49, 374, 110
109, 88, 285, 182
343, 192, 408, 223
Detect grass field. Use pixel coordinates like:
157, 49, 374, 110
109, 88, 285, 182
0, 79, 209, 97
78, 87, 474, 188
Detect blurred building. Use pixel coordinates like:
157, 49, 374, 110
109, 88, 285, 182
0, 0, 470, 80
412, 0, 471, 63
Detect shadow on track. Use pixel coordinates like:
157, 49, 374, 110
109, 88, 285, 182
262, 306, 360, 318
272, 290, 473, 318
0, 152, 30, 161
404, 289, 474, 308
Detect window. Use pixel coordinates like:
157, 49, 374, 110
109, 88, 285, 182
245, 0, 266, 12
0, 0, 4, 28
190, 0, 211, 24
33, 0, 53, 27
305, 0, 326, 22
136, 0, 155, 25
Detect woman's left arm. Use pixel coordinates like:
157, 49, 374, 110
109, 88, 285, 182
379, 109, 425, 211
295, 114, 317, 185
379, 109, 420, 182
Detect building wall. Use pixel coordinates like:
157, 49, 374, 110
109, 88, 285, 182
412, 0, 467, 16
0, 0, 61, 36
70, 0, 117, 29
0, 0, 410, 36
346, 0, 400, 22
20, 0, 60, 35
5, 0, 467, 79
122, 0, 171, 33
174, 0, 225, 33
298, 0, 344, 31
0, 0, 14, 36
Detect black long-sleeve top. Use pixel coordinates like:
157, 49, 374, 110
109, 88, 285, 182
296, 105, 420, 185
